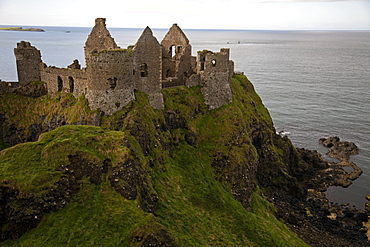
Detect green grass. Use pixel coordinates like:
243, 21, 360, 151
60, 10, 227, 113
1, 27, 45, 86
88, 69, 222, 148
0, 125, 127, 195
0, 75, 309, 246
149, 141, 307, 246
2, 181, 151, 247
0, 92, 98, 148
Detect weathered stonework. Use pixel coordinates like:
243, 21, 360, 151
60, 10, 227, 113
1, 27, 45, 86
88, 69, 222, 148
14, 41, 42, 84
13, 18, 234, 114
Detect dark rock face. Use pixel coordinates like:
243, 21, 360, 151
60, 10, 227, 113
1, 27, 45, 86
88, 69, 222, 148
0, 112, 101, 148
271, 137, 368, 247
164, 110, 186, 130
211, 151, 258, 210
0, 154, 109, 240
108, 155, 158, 213
140, 228, 178, 247
130, 221, 178, 247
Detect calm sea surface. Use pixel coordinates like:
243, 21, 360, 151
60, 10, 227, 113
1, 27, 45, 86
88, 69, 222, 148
1, 26, 369, 208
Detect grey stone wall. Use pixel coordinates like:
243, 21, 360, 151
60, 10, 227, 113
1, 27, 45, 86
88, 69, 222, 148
14, 41, 42, 84
84, 18, 119, 67
161, 24, 196, 87
198, 49, 233, 109
85, 49, 135, 114
13, 18, 235, 114
40, 63, 88, 97
133, 27, 163, 109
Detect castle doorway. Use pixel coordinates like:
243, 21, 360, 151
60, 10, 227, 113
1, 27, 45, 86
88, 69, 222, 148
57, 76, 63, 92
68, 76, 74, 93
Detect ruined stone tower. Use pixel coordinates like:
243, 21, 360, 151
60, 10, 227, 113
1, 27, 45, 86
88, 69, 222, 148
13, 18, 234, 114
161, 24, 195, 88
14, 41, 42, 84
133, 27, 163, 109
83, 18, 135, 113
198, 49, 233, 109
84, 18, 119, 66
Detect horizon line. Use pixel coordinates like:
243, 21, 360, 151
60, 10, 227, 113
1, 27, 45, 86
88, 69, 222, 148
1, 24, 369, 32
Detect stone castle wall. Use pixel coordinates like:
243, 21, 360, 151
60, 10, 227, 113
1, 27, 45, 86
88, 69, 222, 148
13, 18, 234, 114
161, 24, 195, 88
85, 49, 135, 114
133, 27, 163, 109
40, 63, 88, 97
199, 49, 233, 109
14, 41, 42, 84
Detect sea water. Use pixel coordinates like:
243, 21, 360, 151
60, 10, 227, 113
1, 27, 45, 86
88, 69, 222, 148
0, 26, 369, 208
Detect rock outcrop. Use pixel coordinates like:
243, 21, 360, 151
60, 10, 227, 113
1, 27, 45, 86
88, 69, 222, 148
319, 136, 359, 161
0, 75, 368, 246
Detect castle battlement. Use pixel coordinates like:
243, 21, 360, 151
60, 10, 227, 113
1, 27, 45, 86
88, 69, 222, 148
14, 18, 234, 114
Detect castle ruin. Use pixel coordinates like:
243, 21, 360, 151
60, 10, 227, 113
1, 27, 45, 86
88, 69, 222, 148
14, 18, 234, 114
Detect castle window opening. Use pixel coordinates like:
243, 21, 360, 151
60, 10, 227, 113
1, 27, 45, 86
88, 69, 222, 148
113, 77, 117, 88
200, 62, 205, 71
177, 46, 182, 54
140, 63, 148, 77
108, 77, 117, 89
133, 70, 136, 76
68, 76, 74, 93
57, 76, 63, 92
170, 45, 175, 58
211, 59, 216, 67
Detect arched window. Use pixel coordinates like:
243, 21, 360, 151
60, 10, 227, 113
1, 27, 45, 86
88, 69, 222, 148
211, 59, 216, 67
68, 76, 74, 93
57, 76, 63, 92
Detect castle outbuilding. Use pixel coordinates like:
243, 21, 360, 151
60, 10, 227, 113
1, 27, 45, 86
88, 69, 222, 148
14, 18, 234, 114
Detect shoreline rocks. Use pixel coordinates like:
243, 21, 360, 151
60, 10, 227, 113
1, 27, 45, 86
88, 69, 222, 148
319, 136, 359, 161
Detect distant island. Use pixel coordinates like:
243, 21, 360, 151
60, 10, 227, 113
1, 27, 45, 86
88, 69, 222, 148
0, 27, 44, 32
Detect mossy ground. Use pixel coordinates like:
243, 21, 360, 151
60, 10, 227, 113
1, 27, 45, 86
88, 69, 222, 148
0, 75, 308, 246
0, 92, 98, 146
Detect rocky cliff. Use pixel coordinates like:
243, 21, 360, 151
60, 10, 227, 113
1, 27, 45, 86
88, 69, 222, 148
0, 75, 368, 246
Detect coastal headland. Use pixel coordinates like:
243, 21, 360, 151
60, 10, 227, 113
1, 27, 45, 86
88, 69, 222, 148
0, 27, 44, 32
0, 17, 369, 246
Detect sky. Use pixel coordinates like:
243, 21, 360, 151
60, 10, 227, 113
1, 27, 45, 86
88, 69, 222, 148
0, 0, 369, 30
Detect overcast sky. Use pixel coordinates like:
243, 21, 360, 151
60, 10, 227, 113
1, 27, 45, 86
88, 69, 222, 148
0, 0, 369, 30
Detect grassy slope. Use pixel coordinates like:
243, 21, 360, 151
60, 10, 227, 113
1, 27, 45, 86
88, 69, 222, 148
0, 75, 308, 246
0, 92, 97, 146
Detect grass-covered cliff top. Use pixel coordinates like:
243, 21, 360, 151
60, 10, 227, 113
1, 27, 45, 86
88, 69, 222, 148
0, 75, 308, 246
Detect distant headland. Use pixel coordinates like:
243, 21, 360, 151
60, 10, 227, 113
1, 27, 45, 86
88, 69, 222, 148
0, 27, 44, 32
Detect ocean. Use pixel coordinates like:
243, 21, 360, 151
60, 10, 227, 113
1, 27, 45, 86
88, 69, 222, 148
0, 26, 369, 208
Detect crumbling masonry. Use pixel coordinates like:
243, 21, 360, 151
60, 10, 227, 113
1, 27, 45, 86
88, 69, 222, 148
14, 18, 234, 114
